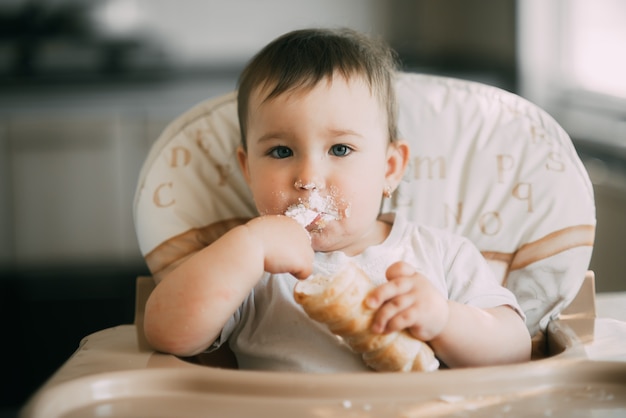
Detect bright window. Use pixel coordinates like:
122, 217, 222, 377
564, 0, 626, 99
518, 0, 626, 146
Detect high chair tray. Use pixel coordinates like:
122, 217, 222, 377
23, 358, 626, 417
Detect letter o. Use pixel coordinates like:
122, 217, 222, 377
479, 211, 502, 236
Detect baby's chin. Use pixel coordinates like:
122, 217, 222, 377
308, 227, 347, 253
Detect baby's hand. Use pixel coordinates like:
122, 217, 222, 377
245, 215, 314, 280
366, 261, 449, 342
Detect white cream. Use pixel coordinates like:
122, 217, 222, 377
285, 204, 319, 228
285, 190, 341, 228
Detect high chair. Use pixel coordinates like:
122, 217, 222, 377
21, 73, 626, 417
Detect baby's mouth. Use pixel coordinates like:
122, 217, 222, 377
284, 190, 341, 230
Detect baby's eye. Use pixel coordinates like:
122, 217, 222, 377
269, 146, 293, 159
330, 144, 352, 157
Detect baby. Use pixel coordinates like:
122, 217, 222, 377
143, 28, 531, 371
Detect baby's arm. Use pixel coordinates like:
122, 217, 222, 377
143, 215, 314, 357
366, 261, 531, 368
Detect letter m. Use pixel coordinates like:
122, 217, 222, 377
413, 156, 446, 180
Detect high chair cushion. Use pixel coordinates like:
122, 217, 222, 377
133, 73, 595, 340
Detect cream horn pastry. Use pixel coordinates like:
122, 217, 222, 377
294, 262, 440, 372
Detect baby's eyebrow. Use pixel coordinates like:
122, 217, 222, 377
255, 131, 291, 143
327, 128, 364, 139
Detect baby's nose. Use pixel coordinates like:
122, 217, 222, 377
294, 180, 318, 190
295, 156, 326, 191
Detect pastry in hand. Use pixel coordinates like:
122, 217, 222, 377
294, 262, 440, 372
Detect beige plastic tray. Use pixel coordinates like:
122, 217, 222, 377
24, 360, 626, 418
22, 277, 626, 417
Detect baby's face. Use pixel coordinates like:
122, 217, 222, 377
238, 74, 394, 255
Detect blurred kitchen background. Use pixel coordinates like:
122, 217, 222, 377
1, 0, 625, 414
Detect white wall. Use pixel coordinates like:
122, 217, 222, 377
120, 0, 384, 67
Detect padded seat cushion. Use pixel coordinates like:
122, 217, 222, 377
133, 73, 595, 340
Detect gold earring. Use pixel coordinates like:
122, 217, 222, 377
383, 186, 393, 199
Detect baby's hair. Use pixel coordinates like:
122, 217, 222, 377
237, 28, 399, 149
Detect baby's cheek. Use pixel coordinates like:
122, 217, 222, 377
257, 190, 289, 216
339, 203, 352, 219
328, 186, 352, 219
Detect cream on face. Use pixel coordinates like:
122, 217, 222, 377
285, 189, 347, 230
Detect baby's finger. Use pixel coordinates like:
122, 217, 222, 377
385, 261, 418, 281
370, 293, 416, 333
365, 277, 413, 309
385, 306, 421, 334
291, 265, 314, 280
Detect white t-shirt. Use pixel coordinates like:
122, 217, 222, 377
212, 213, 524, 372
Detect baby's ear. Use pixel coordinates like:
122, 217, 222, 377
385, 140, 410, 188
236, 145, 252, 185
